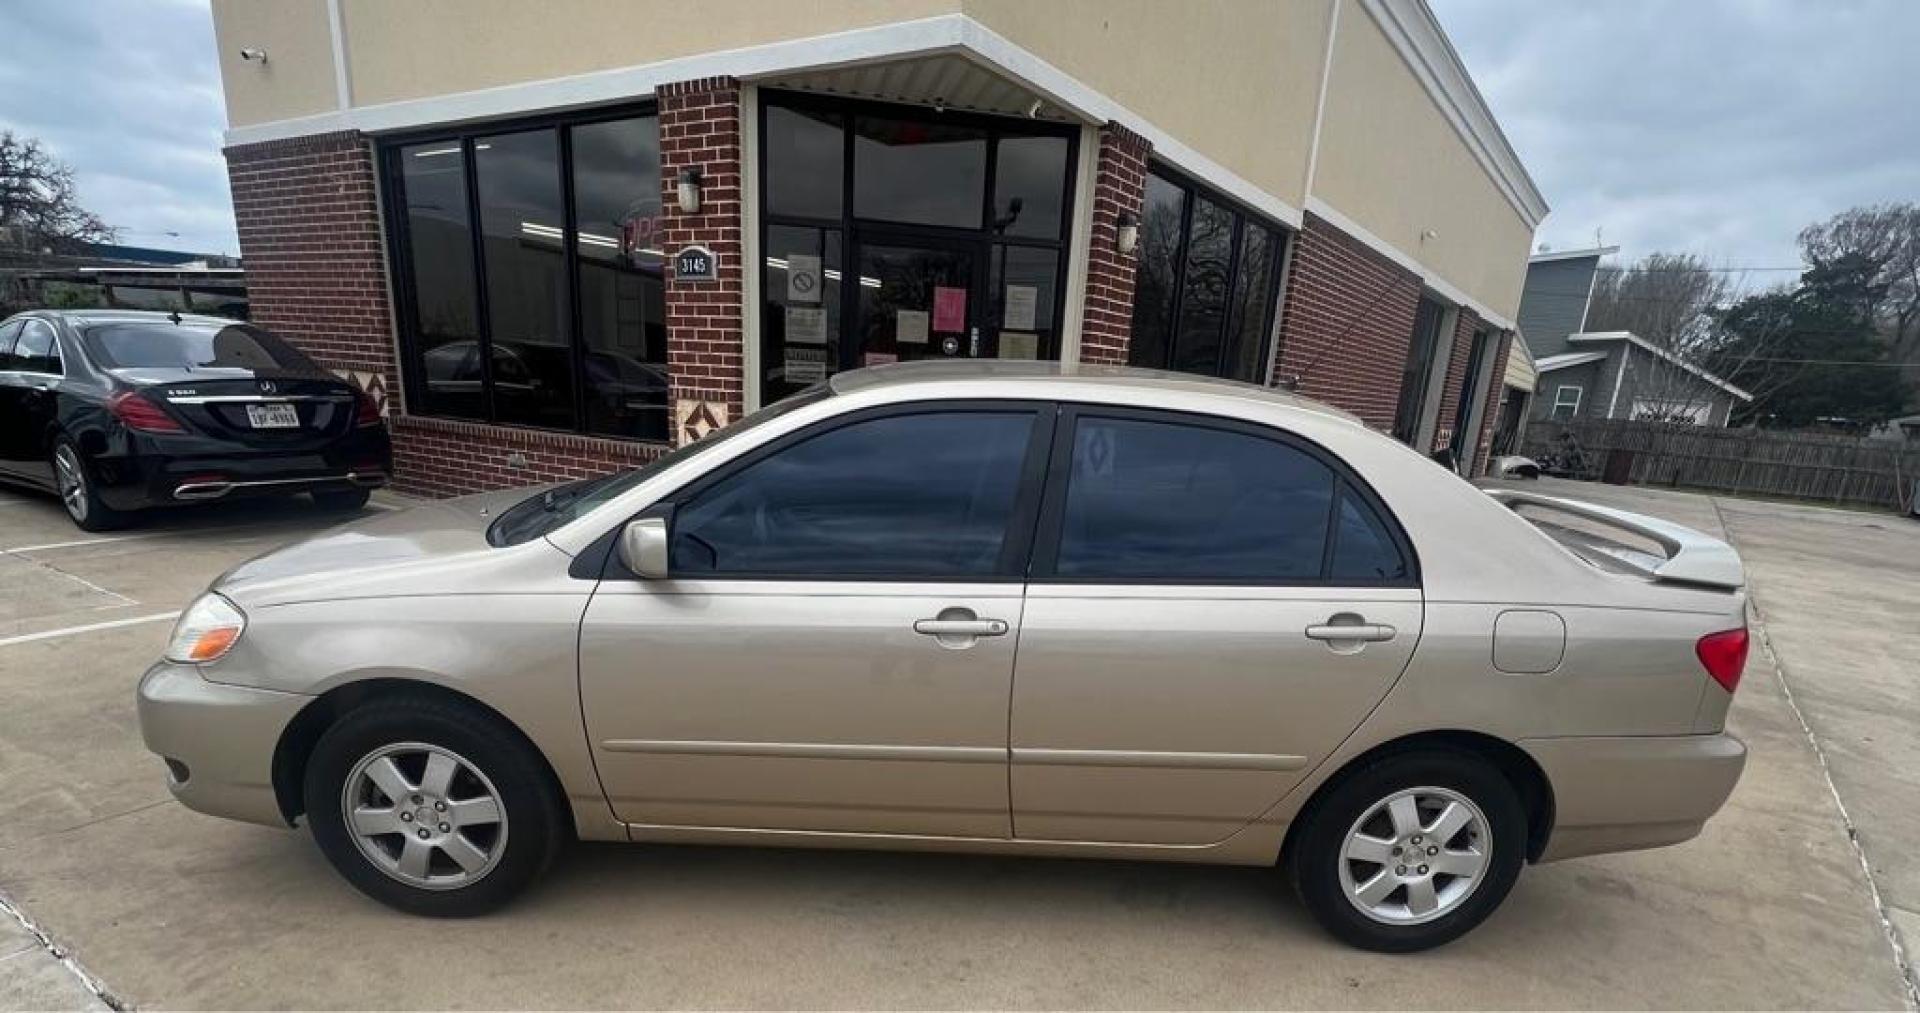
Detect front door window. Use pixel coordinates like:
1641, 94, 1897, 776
856, 240, 977, 367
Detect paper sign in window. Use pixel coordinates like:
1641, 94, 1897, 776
864, 351, 898, 368
784, 346, 827, 383
895, 310, 930, 345
786, 306, 827, 345
933, 286, 966, 332
785, 253, 822, 303
997, 331, 1039, 360
1003, 284, 1038, 331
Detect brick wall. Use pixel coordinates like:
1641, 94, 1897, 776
224, 131, 400, 412
388, 416, 667, 498
1078, 123, 1151, 365
1271, 211, 1422, 431
658, 76, 746, 443
1432, 307, 1482, 454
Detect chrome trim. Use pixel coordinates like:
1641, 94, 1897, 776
172, 471, 385, 501
598, 740, 1005, 764
1011, 748, 1309, 771
164, 394, 349, 404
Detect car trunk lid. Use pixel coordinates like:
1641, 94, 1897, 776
120, 368, 361, 449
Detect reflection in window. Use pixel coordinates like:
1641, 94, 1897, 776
398, 141, 483, 420
1127, 168, 1284, 384
572, 116, 668, 440
1330, 490, 1409, 581
853, 116, 988, 229
1172, 196, 1234, 375
1392, 296, 1448, 443
1225, 225, 1277, 382
765, 106, 845, 220
672, 411, 1037, 577
474, 129, 573, 430
762, 224, 843, 402
992, 136, 1069, 239
991, 245, 1058, 360
1127, 173, 1186, 375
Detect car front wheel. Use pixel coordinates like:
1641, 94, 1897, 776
1289, 749, 1525, 952
303, 696, 565, 916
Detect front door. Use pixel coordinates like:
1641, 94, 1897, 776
850, 234, 983, 368
1010, 407, 1424, 845
579, 403, 1052, 837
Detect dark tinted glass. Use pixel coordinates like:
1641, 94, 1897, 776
1170, 195, 1234, 375
1055, 417, 1335, 581
1330, 489, 1408, 582
15, 320, 60, 374
765, 106, 845, 219
399, 141, 484, 420
81, 322, 317, 371
474, 128, 573, 430
1223, 225, 1277, 382
992, 135, 1069, 239
761, 224, 843, 401
990, 245, 1058, 360
1393, 297, 1448, 443
0, 321, 23, 367
1127, 172, 1186, 371
852, 117, 987, 229
672, 411, 1036, 577
571, 116, 668, 440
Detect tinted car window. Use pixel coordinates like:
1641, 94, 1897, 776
0, 320, 21, 368
80, 322, 318, 372
1330, 489, 1409, 581
672, 410, 1037, 577
1053, 416, 1334, 581
15, 320, 62, 375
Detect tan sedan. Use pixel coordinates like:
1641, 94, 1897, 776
137, 362, 1747, 952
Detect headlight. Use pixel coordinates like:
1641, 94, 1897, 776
165, 593, 246, 664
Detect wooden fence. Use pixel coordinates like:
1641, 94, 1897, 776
1519, 419, 1920, 512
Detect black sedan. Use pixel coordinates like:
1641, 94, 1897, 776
0, 310, 390, 530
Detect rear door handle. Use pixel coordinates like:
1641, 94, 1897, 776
1305, 623, 1397, 643
913, 619, 1009, 637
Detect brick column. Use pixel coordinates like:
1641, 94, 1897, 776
658, 76, 746, 443
1271, 212, 1422, 431
1078, 123, 1151, 366
1432, 308, 1482, 455
223, 131, 399, 414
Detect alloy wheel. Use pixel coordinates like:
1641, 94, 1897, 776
1337, 785, 1490, 925
53, 446, 88, 524
340, 742, 508, 891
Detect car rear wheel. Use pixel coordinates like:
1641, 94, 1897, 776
304, 696, 565, 917
1289, 749, 1525, 952
312, 487, 372, 512
52, 438, 129, 532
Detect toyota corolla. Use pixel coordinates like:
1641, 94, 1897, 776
137, 362, 1747, 952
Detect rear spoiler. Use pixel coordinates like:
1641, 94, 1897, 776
1485, 489, 1745, 590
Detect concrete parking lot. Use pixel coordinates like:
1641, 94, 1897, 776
0, 477, 1913, 1009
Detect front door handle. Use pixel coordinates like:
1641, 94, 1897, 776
1305, 623, 1397, 643
913, 618, 1009, 637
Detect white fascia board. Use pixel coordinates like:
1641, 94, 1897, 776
1356, 0, 1549, 228
1568, 331, 1754, 401
1533, 351, 1608, 372
218, 12, 1306, 232
1305, 196, 1517, 331
1528, 245, 1619, 264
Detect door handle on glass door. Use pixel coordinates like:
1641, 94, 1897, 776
1305, 623, 1396, 643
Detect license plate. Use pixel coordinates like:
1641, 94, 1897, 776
245, 403, 300, 429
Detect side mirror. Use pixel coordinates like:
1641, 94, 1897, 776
617, 517, 670, 579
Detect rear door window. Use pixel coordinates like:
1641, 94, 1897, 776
15, 321, 62, 375
0, 321, 21, 369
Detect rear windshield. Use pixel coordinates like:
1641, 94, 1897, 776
80, 321, 319, 372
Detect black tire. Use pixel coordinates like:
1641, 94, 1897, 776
51, 437, 131, 532
303, 695, 566, 917
312, 486, 373, 512
1289, 749, 1526, 952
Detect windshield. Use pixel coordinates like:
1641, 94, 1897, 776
81, 321, 319, 372
487, 383, 834, 547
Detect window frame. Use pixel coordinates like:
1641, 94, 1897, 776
379, 101, 664, 440
1027, 404, 1420, 588
1551, 384, 1583, 421
12, 318, 64, 377
1126, 161, 1289, 383
630, 398, 1058, 583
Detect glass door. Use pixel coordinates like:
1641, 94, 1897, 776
850, 234, 985, 370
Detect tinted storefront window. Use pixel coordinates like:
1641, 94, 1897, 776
1126, 167, 1286, 384
385, 110, 667, 441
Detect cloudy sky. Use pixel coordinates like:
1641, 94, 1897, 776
1, 0, 1916, 281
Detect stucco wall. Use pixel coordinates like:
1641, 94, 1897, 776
210, 0, 340, 125
1311, 0, 1533, 321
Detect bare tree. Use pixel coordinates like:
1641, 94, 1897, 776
1797, 203, 1920, 389
1586, 252, 1741, 420
0, 131, 115, 252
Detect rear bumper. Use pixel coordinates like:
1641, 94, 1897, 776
1521, 732, 1746, 862
91, 425, 391, 510
137, 661, 310, 828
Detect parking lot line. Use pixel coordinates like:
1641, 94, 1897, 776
0, 612, 179, 650
0, 533, 169, 555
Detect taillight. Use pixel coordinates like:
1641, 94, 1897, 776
1696, 628, 1749, 693
108, 391, 185, 433
353, 387, 382, 427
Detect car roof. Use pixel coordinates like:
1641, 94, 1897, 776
827, 359, 1365, 427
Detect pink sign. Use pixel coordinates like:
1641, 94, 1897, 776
933, 286, 966, 332
863, 351, 898, 367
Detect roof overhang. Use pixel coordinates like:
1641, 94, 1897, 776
1528, 245, 1619, 265
1567, 331, 1754, 401
1533, 350, 1609, 372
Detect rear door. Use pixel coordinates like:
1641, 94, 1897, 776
0, 319, 64, 485
1009, 406, 1424, 845
0, 320, 26, 480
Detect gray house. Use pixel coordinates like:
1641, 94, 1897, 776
1518, 247, 1751, 426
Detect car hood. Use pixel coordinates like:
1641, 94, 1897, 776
214, 486, 551, 605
